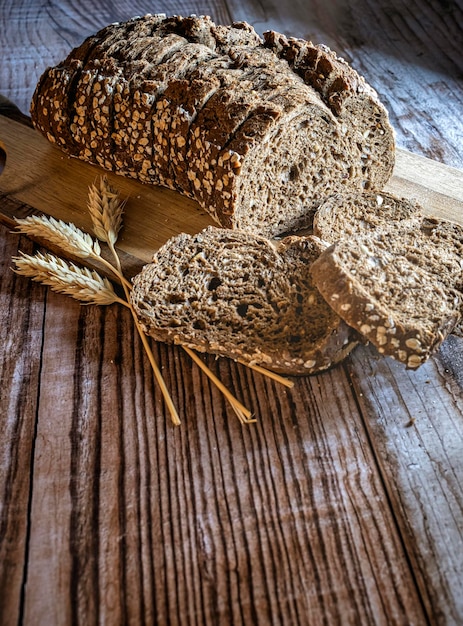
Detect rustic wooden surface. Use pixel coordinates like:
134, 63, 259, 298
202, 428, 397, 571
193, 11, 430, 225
1, 1, 463, 624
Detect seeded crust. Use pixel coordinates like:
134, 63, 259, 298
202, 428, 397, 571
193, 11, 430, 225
263, 31, 395, 192
140, 43, 217, 187
31, 14, 395, 238
161, 72, 223, 196
30, 60, 83, 152
312, 191, 463, 337
310, 238, 461, 368
313, 191, 422, 243
130, 227, 360, 375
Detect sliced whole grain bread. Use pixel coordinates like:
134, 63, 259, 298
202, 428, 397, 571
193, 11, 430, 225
312, 191, 463, 337
30, 14, 395, 238
310, 234, 462, 368
130, 226, 360, 375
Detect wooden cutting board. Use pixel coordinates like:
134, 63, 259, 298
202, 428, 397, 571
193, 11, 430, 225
1, 114, 463, 276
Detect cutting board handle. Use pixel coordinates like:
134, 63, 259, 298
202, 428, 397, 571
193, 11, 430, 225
0, 95, 32, 125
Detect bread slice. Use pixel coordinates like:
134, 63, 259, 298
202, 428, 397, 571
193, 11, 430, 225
313, 191, 422, 243
31, 14, 395, 238
310, 235, 461, 368
312, 191, 463, 337
130, 227, 360, 375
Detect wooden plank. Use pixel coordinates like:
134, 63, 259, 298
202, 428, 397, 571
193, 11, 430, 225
0, 230, 45, 626
17, 280, 428, 623
1, 115, 463, 276
384, 151, 463, 223
21, 293, 79, 626
347, 342, 463, 624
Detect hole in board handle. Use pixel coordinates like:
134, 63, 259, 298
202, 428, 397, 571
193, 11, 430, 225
0, 140, 6, 176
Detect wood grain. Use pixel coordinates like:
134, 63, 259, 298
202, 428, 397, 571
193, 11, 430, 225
348, 343, 463, 623
1, 1, 463, 625
9, 271, 427, 624
0, 232, 45, 626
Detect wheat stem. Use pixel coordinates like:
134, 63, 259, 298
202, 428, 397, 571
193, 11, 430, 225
86, 177, 180, 425
95, 254, 133, 290
107, 240, 181, 426
101, 257, 133, 290
182, 346, 256, 424
238, 361, 295, 388
137, 319, 182, 426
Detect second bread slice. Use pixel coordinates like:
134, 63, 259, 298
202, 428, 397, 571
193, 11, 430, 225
310, 237, 461, 368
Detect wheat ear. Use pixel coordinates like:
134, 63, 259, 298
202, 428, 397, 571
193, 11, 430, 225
87, 176, 126, 246
88, 176, 181, 426
13, 251, 128, 307
14, 214, 132, 290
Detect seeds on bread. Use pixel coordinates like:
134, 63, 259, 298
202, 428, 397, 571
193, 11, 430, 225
310, 237, 461, 369
30, 14, 395, 238
309, 191, 463, 366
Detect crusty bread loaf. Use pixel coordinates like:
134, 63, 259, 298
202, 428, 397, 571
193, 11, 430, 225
30, 14, 395, 238
130, 226, 360, 375
310, 236, 461, 368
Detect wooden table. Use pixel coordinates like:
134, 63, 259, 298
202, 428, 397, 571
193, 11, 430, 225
1, 1, 463, 624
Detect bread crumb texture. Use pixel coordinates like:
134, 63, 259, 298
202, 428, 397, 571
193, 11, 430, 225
130, 226, 359, 375
310, 231, 461, 369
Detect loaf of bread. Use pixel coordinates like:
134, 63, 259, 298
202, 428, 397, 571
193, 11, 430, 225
30, 14, 395, 238
130, 226, 360, 375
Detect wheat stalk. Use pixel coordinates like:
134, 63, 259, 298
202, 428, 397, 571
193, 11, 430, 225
183, 346, 256, 424
85, 178, 290, 422
13, 251, 128, 307
14, 214, 132, 290
238, 361, 295, 388
87, 176, 258, 425
86, 176, 181, 425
